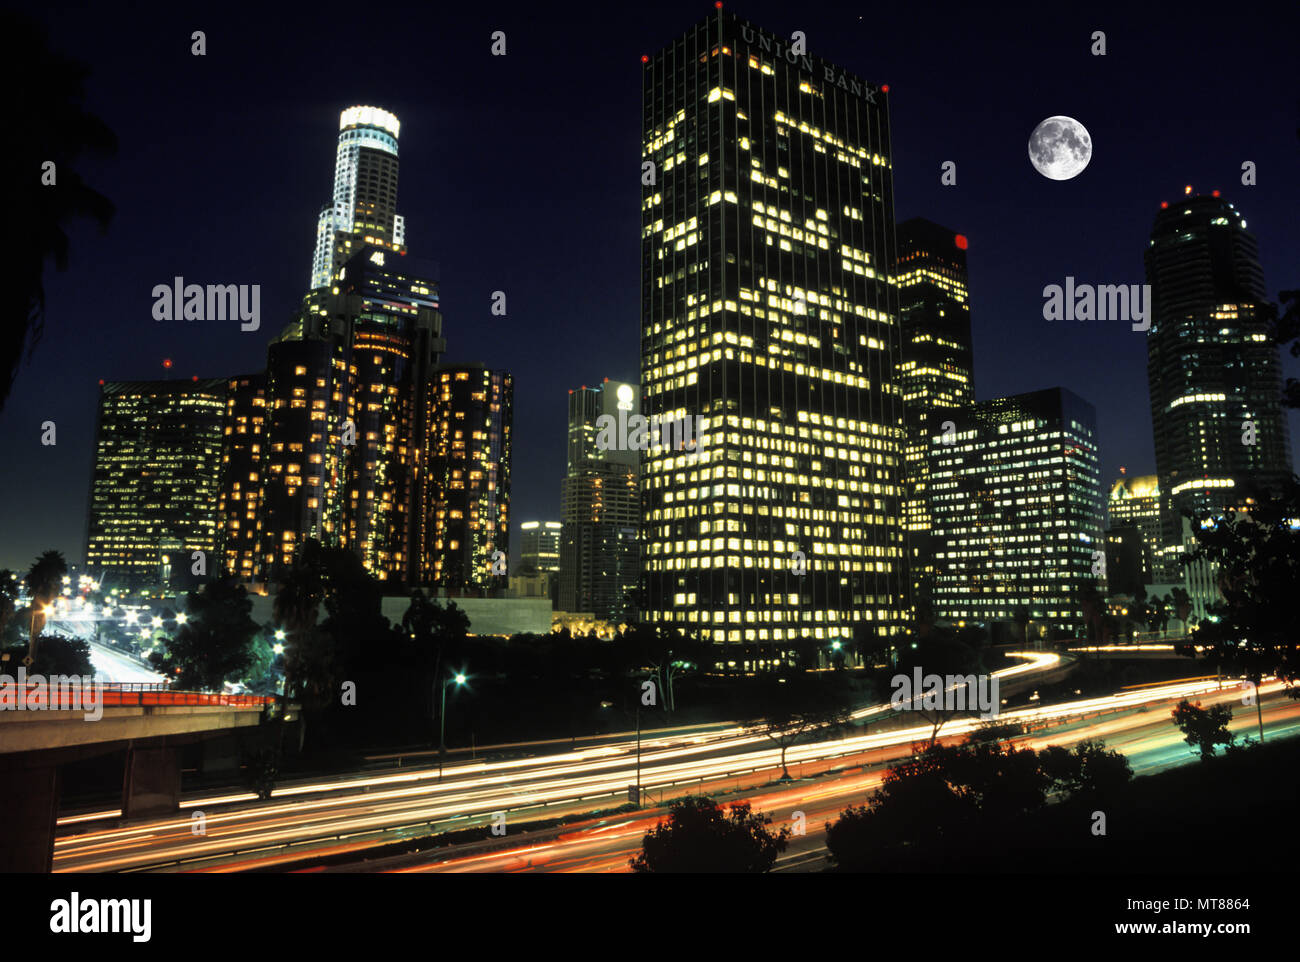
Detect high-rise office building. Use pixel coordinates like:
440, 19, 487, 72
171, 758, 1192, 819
257, 107, 444, 586
640, 11, 907, 665
1104, 474, 1160, 594
894, 218, 974, 616
560, 381, 641, 621
1145, 189, 1292, 579
215, 373, 266, 583
423, 364, 512, 592
309, 105, 406, 292
520, 521, 562, 573
257, 336, 336, 580
928, 388, 1104, 636
328, 245, 445, 583
85, 378, 226, 589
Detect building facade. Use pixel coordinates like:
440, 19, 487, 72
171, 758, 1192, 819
85, 379, 227, 589
423, 364, 512, 592
560, 381, 640, 621
894, 218, 974, 618
1104, 474, 1160, 594
215, 373, 266, 583
1145, 189, 1292, 579
639, 10, 908, 667
257, 106, 445, 587
928, 388, 1104, 637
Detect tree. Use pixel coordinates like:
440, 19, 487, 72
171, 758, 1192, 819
1, 636, 93, 676
0, 571, 18, 642
148, 575, 258, 690
1038, 738, 1133, 799
1169, 586, 1193, 630
1182, 476, 1300, 738
1, 11, 116, 413
24, 550, 67, 662
739, 673, 855, 779
1012, 604, 1031, 644
401, 589, 470, 739
894, 630, 986, 746
631, 796, 789, 873
1265, 288, 1300, 409
1170, 699, 1236, 761
1078, 583, 1105, 642
273, 540, 326, 702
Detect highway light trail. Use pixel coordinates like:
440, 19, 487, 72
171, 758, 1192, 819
52, 660, 1282, 872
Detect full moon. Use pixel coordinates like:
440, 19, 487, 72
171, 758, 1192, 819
1028, 116, 1092, 180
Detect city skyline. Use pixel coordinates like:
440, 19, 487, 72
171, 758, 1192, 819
3, 0, 1300, 898
2, 1, 1298, 573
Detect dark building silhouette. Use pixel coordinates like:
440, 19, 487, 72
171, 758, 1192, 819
894, 218, 974, 619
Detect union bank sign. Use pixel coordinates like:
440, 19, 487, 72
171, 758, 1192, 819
736, 23, 880, 104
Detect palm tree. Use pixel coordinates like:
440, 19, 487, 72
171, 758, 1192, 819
1, 11, 116, 413
0, 570, 19, 641
25, 550, 68, 662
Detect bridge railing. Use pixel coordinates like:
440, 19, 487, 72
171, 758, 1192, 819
6, 681, 275, 710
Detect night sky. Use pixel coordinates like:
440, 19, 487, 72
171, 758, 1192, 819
2, 0, 1297, 573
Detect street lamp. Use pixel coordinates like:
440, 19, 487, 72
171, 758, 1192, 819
438, 671, 469, 780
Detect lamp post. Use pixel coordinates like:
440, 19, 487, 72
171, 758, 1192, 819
439, 671, 467, 780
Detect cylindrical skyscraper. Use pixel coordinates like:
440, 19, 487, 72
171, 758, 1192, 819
1145, 189, 1292, 579
309, 105, 406, 291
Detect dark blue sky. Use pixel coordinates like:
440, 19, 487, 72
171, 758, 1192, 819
2, 0, 1297, 572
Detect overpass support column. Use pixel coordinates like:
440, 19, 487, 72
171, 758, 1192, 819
121, 745, 181, 819
0, 760, 60, 872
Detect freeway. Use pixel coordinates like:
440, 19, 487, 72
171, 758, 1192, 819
49, 655, 1285, 872
380, 683, 1300, 874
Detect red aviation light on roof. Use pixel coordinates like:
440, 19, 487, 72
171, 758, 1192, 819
954, 234, 968, 250
1160, 202, 1169, 209
1212, 189, 1220, 197
881, 84, 890, 93
641, 55, 649, 63
162, 358, 173, 369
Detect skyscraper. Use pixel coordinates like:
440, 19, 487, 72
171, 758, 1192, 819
257, 106, 444, 586
215, 373, 266, 583
423, 364, 512, 592
640, 10, 907, 666
520, 521, 562, 573
894, 218, 974, 616
309, 106, 406, 292
1104, 474, 1160, 594
1145, 189, 1292, 578
560, 381, 640, 621
928, 388, 1104, 637
85, 378, 226, 589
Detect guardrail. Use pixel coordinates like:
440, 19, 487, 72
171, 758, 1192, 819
7, 682, 275, 710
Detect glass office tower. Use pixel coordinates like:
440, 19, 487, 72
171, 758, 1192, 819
640, 10, 907, 668
86, 379, 227, 588
1145, 190, 1291, 579
928, 388, 1104, 637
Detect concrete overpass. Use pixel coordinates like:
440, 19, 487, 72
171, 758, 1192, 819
0, 683, 275, 872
